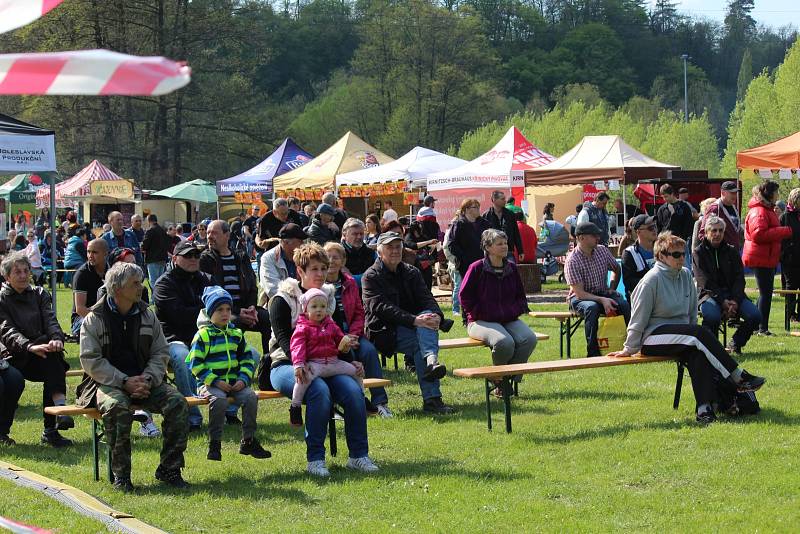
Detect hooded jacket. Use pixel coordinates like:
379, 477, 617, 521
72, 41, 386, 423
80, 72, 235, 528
188, 310, 255, 387
0, 283, 64, 365
290, 314, 346, 367
306, 215, 339, 246
153, 263, 213, 346
742, 196, 792, 269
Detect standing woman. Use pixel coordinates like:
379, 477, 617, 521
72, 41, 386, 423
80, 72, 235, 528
365, 214, 381, 248
743, 180, 792, 335
268, 243, 377, 477
780, 188, 800, 321
449, 198, 491, 280
459, 229, 536, 393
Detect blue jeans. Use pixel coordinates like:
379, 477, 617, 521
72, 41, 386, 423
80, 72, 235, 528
450, 269, 463, 314
753, 267, 775, 332
700, 298, 761, 349
146, 262, 166, 288
169, 342, 203, 426
684, 240, 693, 273
71, 316, 83, 337
570, 293, 631, 357
396, 312, 442, 401
352, 336, 388, 406
271, 364, 368, 462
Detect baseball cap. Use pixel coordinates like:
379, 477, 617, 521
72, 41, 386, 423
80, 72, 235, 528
678, 187, 689, 194
631, 214, 656, 231
317, 204, 336, 216
721, 181, 739, 192
575, 222, 603, 236
376, 231, 403, 245
278, 223, 307, 240
174, 241, 201, 257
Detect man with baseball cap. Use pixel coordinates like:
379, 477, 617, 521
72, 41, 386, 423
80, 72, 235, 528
362, 232, 456, 414
259, 223, 307, 304
699, 181, 743, 250
307, 203, 340, 246
565, 222, 630, 357
621, 215, 657, 301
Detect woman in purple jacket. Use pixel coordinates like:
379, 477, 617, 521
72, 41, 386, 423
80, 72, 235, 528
459, 229, 537, 391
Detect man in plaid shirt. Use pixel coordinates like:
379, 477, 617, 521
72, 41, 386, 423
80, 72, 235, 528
565, 222, 630, 357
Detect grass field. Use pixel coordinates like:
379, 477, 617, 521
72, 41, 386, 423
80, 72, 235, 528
1, 281, 799, 533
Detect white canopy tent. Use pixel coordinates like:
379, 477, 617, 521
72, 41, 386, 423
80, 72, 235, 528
336, 146, 466, 189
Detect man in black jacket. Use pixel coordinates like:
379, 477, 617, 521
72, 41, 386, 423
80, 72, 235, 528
141, 213, 170, 288
342, 218, 376, 286
306, 204, 340, 246
620, 215, 657, 301
483, 190, 524, 261
656, 184, 695, 271
201, 220, 270, 355
694, 216, 761, 355
362, 232, 455, 415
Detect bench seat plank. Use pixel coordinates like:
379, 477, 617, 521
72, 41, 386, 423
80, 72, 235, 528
528, 311, 577, 320
453, 355, 675, 379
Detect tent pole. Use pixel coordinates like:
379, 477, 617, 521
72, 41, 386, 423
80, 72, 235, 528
49, 172, 58, 310
622, 180, 627, 234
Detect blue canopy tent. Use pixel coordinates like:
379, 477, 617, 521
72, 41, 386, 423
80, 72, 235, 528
216, 138, 313, 197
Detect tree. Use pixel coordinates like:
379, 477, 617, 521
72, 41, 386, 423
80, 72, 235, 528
736, 48, 753, 102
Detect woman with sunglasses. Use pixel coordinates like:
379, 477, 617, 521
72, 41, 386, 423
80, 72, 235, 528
607, 231, 766, 424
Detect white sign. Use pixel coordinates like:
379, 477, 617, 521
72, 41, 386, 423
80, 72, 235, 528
0, 133, 56, 172
608, 179, 620, 191
593, 180, 607, 190
758, 169, 772, 179
779, 168, 792, 180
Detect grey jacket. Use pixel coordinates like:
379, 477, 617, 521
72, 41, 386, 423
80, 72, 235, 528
624, 261, 697, 353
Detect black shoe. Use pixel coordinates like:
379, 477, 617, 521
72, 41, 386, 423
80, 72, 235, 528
207, 440, 222, 461
0, 434, 15, 446
239, 438, 271, 459
440, 318, 454, 333
289, 405, 303, 427
423, 363, 447, 381
725, 340, 741, 356
225, 414, 242, 426
696, 410, 717, 425
422, 397, 455, 415
132, 411, 149, 423
41, 429, 72, 448
736, 371, 766, 393
365, 398, 378, 416
405, 363, 416, 374
56, 414, 74, 430
155, 466, 189, 488
189, 424, 202, 433
112, 475, 135, 493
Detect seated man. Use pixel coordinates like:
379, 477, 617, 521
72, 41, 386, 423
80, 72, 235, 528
71, 238, 108, 337
693, 215, 761, 355
621, 215, 657, 301
341, 218, 376, 286
77, 262, 189, 492
259, 223, 306, 307
362, 232, 454, 414
565, 222, 631, 357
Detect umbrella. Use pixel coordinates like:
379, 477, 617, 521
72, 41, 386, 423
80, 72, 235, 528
153, 179, 217, 203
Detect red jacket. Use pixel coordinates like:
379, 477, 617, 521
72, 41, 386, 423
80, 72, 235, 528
515, 220, 538, 263
340, 271, 366, 338
290, 314, 345, 367
742, 197, 792, 268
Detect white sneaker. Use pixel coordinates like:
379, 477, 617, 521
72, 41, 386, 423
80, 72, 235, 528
307, 460, 330, 478
375, 404, 394, 419
346, 456, 379, 473
139, 419, 161, 438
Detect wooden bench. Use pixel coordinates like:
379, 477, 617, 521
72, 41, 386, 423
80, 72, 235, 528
775, 289, 800, 332
380, 334, 550, 370
454, 356, 682, 433
44, 378, 391, 482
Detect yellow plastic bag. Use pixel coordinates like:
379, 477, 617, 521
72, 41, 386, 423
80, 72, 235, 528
597, 314, 627, 353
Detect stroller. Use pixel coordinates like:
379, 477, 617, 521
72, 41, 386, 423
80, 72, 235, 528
536, 220, 571, 283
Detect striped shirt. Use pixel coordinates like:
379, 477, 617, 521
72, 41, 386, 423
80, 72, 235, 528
565, 244, 617, 299
220, 253, 241, 306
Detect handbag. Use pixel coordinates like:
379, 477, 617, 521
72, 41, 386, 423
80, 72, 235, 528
597, 314, 627, 353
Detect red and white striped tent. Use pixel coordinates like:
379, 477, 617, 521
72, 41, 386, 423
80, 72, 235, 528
36, 159, 127, 208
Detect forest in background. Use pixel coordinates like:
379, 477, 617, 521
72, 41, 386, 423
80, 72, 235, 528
0, 0, 796, 188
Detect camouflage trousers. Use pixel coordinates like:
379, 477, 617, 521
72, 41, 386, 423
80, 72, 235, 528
97, 382, 189, 479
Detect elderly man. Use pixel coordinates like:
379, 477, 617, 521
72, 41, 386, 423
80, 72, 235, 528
341, 218, 376, 286
577, 192, 610, 246
129, 214, 145, 243
141, 213, 170, 287
362, 232, 455, 415
322, 191, 348, 231
700, 181, 743, 250
71, 238, 109, 336
621, 214, 657, 301
565, 222, 630, 357
0, 252, 72, 447
200, 220, 270, 355
78, 262, 189, 491
259, 223, 306, 304
307, 204, 340, 246
693, 216, 761, 355
483, 190, 523, 261
102, 211, 142, 265
154, 241, 213, 430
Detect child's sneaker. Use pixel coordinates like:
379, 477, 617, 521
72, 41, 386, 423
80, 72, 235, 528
289, 405, 303, 427
207, 440, 222, 461
346, 456, 379, 473
307, 460, 330, 478
240, 437, 271, 459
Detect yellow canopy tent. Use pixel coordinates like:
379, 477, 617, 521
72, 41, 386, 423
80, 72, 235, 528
525, 185, 583, 227
273, 131, 394, 194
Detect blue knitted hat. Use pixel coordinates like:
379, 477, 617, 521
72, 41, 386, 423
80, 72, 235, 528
202, 286, 232, 316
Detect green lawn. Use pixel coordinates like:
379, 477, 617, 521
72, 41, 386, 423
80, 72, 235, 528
1, 283, 798, 532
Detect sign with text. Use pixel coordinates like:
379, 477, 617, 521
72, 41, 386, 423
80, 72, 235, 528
0, 133, 56, 172
89, 179, 133, 200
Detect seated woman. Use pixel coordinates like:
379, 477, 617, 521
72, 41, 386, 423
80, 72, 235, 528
607, 232, 766, 424
323, 242, 391, 417
459, 229, 537, 395
0, 252, 72, 446
268, 243, 378, 477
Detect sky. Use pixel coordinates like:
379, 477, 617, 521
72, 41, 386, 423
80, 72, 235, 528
647, 0, 800, 30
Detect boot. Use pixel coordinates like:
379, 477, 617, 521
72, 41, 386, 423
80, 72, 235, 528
207, 439, 222, 461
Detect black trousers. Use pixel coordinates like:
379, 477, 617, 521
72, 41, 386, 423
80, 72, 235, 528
640, 323, 739, 408
0, 365, 25, 436
240, 307, 271, 390
10, 351, 68, 430
784, 266, 800, 317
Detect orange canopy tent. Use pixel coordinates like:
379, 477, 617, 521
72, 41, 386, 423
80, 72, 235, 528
736, 131, 800, 171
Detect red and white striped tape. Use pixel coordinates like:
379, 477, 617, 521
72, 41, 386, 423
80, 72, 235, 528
0, 0, 65, 34
0, 49, 191, 95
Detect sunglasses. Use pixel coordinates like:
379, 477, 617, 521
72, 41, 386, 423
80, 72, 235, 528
663, 251, 685, 259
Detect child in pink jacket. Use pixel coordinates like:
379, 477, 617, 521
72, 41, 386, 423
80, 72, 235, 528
289, 288, 361, 426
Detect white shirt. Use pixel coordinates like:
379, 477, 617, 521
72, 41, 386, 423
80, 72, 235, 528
382, 208, 398, 223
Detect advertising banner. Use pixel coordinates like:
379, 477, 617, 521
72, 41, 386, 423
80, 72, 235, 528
0, 133, 56, 172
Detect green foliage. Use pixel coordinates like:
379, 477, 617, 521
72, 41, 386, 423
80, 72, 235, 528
736, 48, 753, 102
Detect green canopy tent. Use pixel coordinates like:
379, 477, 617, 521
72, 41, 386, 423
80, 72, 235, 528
152, 179, 218, 222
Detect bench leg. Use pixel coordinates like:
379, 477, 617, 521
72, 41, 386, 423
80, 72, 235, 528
502, 377, 513, 433
559, 320, 565, 359
673, 361, 685, 410
786, 296, 791, 332
393, 353, 398, 371
328, 407, 338, 458
381, 353, 386, 367
484, 379, 493, 432
91, 419, 100, 482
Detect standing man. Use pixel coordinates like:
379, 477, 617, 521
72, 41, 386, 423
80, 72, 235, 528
78, 262, 189, 492
102, 211, 143, 265
483, 190, 524, 262
565, 222, 630, 357
577, 193, 611, 246
201, 220, 271, 357
141, 214, 170, 287
620, 215, 657, 301
256, 198, 301, 249
129, 214, 145, 244
381, 200, 398, 224
656, 185, 695, 270
71, 239, 109, 336
700, 181, 743, 250
417, 195, 441, 242
288, 197, 308, 228
243, 206, 261, 260
229, 212, 246, 252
